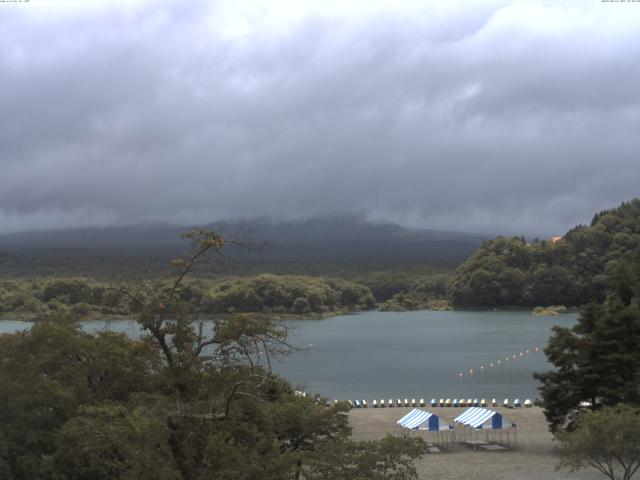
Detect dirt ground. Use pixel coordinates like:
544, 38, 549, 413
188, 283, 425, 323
348, 406, 603, 480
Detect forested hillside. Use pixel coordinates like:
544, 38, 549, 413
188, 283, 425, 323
0, 274, 375, 320
448, 199, 640, 307
0, 216, 486, 274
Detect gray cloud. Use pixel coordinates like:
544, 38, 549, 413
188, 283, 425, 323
1, 0, 639, 236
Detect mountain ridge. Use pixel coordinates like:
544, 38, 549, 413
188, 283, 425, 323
0, 216, 491, 265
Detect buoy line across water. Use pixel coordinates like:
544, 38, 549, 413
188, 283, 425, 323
457, 346, 541, 379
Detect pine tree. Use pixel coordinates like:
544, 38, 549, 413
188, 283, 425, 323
535, 251, 640, 431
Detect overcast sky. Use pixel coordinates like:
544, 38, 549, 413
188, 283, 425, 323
1, 0, 639, 236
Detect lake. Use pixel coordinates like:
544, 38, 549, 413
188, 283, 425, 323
0, 309, 576, 402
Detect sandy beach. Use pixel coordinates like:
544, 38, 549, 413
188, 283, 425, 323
349, 406, 603, 480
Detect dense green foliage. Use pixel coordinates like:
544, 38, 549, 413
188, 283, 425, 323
349, 268, 450, 302
205, 274, 375, 315
0, 274, 376, 320
0, 278, 129, 320
0, 319, 169, 479
556, 404, 640, 480
449, 199, 640, 307
303, 435, 426, 480
0, 230, 425, 479
534, 248, 640, 431
371, 274, 450, 311
0, 267, 457, 320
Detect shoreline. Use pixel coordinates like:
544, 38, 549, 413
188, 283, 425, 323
0, 305, 579, 322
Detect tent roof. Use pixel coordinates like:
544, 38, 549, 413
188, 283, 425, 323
396, 408, 438, 430
454, 407, 504, 429
397, 408, 421, 425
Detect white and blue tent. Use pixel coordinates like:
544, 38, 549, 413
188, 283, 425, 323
397, 408, 453, 445
454, 407, 506, 429
453, 407, 517, 446
397, 408, 440, 431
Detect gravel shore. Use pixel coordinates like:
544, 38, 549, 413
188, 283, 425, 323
349, 406, 603, 480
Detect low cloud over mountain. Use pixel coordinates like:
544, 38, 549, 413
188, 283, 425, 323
1, 0, 639, 236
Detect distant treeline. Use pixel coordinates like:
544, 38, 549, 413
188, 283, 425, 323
449, 199, 640, 307
0, 268, 460, 320
376, 274, 450, 311
0, 274, 381, 320
350, 269, 449, 302
205, 275, 375, 315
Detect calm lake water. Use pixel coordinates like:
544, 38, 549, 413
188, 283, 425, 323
277, 310, 577, 401
0, 310, 576, 402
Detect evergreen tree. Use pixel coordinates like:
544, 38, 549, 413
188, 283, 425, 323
535, 251, 640, 431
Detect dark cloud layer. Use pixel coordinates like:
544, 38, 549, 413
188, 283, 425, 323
1, 0, 639, 235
